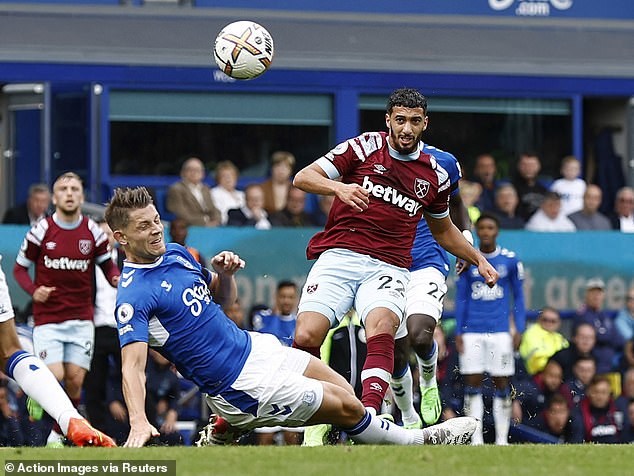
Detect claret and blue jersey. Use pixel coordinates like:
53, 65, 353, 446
454, 246, 526, 335
115, 243, 251, 396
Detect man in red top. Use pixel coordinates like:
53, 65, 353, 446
292, 88, 498, 421
13, 172, 119, 446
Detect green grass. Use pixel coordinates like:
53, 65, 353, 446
1, 445, 632, 476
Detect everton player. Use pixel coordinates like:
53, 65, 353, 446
14, 172, 119, 446
291, 88, 498, 423
455, 212, 526, 445
105, 186, 479, 447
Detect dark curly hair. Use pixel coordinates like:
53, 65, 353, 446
386, 88, 428, 115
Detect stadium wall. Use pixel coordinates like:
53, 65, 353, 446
1, 226, 632, 318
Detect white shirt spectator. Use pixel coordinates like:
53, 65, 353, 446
525, 209, 576, 232
550, 178, 586, 216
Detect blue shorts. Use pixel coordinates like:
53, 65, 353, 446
33, 320, 95, 370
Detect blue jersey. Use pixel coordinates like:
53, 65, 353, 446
410, 144, 462, 275
115, 243, 251, 396
454, 246, 526, 334
252, 309, 296, 347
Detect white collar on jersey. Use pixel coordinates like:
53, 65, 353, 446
387, 139, 423, 162
123, 255, 165, 269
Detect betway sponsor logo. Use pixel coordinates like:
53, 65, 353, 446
361, 176, 422, 217
43, 255, 90, 272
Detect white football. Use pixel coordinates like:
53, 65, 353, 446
213, 21, 274, 80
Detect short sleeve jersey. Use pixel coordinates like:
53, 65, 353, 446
17, 214, 110, 325
307, 132, 453, 269
115, 243, 251, 396
410, 145, 462, 275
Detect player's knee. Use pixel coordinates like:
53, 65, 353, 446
293, 321, 326, 348
410, 330, 434, 353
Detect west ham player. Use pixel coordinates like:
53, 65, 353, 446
105, 186, 478, 447
0, 258, 115, 447
455, 212, 526, 445
390, 151, 471, 429
13, 172, 119, 446
291, 88, 498, 421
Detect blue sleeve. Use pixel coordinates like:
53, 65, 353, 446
115, 291, 151, 347
454, 274, 468, 335
511, 258, 527, 333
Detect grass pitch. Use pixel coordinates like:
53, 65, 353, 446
1, 445, 632, 476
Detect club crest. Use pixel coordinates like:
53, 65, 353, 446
78, 239, 92, 255
306, 284, 318, 294
414, 178, 430, 199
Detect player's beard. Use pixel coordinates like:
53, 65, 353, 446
389, 128, 422, 155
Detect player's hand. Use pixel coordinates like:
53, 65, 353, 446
455, 258, 469, 275
33, 286, 56, 303
111, 275, 120, 287
477, 259, 499, 288
211, 251, 245, 276
123, 422, 160, 448
455, 334, 464, 354
335, 183, 369, 212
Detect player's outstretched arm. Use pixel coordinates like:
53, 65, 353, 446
121, 341, 159, 447
426, 213, 498, 287
210, 251, 245, 309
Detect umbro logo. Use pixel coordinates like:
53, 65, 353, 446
369, 382, 383, 392
373, 164, 388, 174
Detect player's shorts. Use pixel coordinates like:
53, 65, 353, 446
458, 332, 515, 377
0, 257, 16, 323
32, 319, 95, 370
204, 332, 323, 431
298, 248, 409, 330
395, 267, 447, 339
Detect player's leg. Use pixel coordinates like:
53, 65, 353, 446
459, 333, 486, 445
1, 320, 115, 447
355, 260, 409, 415
391, 336, 422, 428
405, 268, 446, 425
490, 332, 515, 446
294, 250, 358, 358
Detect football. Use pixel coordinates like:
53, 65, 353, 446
213, 21, 274, 80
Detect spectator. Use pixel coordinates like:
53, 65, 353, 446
261, 151, 295, 215
561, 355, 596, 408
550, 322, 597, 382
166, 157, 221, 227
530, 393, 575, 443
550, 155, 586, 216
2, 183, 51, 226
519, 307, 569, 375
492, 183, 525, 230
609, 186, 634, 232
312, 194, 334, 227
226, 183, 271, 229
512, 152, 549, 221
571, 375, 621, 443
614, 285, 634, 342
210, 160, 245, 226
459, 180, 482, 224
471, 153, 498, 213
269, 186, 318, 227
625, 335, 634, 369
168, 218, 205, 265
576, 278, 625, 375
525, 191, 576, 232
621, 400, 634, 443
615, 367, 634, 417
567, 184, 612, 231
517, 360, 568, 427
12, 172, 120, 446
83, 220, 124, 438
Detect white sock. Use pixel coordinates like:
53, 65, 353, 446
390, 366, 419, 426
7, 351, 81, 434
417, 340, 438, 388
493, 395, 511, 445
464, 390, 484, 445
345, 411, 425, 445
